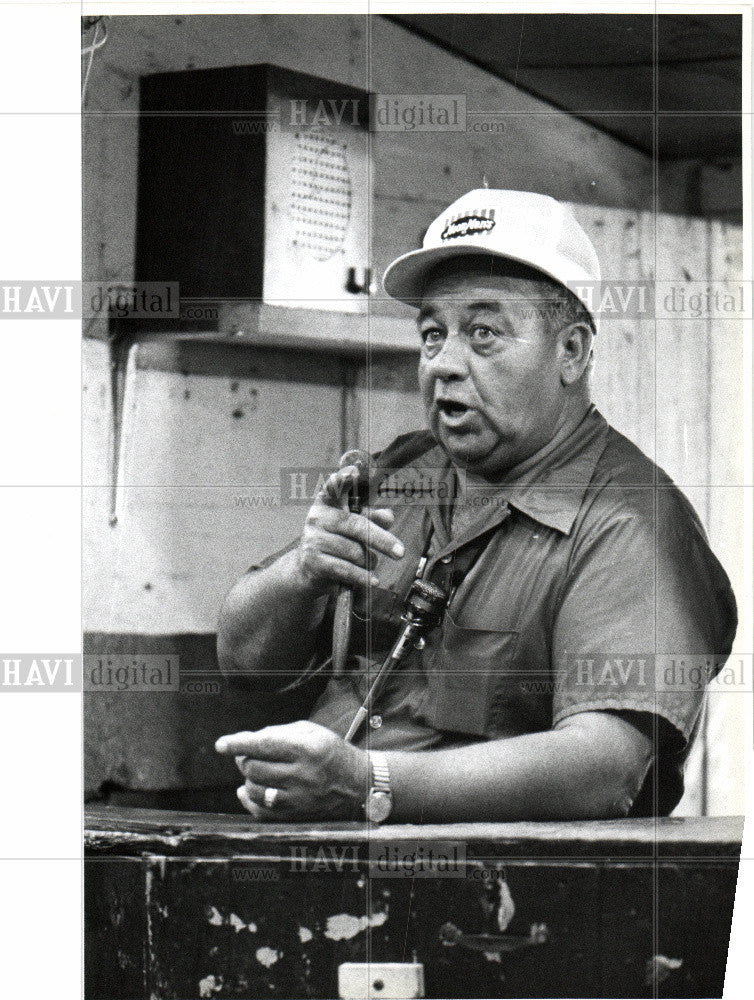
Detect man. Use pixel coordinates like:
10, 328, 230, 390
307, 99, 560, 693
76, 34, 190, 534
215, 189, 737, 823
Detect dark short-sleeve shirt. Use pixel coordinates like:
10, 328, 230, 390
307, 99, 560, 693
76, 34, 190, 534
257, 406, 738, 815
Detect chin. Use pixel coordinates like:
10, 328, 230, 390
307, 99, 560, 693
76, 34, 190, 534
428, 417, 506, 471
437, 435, 491, 469
441, 436, 519, 477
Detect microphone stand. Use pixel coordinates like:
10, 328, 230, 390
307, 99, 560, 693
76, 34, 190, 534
343, 579, 447, 744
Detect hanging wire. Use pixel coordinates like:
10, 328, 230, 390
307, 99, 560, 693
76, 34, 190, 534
81, 18, 108, 108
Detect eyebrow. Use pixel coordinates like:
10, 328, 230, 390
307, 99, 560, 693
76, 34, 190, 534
417, 300, 503, 323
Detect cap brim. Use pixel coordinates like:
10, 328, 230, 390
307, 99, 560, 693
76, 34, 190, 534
382, 243, 600, 332
383, 245, 513, 304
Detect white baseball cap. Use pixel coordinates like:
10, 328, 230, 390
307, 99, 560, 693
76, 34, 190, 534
382, 189, 601, 331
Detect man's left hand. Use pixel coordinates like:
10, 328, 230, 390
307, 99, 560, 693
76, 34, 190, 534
215, 721, 370, 821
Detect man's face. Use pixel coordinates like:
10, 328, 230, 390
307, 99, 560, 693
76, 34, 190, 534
417, 260, 567, 477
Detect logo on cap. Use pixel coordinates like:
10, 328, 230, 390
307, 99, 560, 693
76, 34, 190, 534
440, 209, 496, 241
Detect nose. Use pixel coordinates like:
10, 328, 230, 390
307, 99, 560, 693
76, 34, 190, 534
427, 332, 469, 381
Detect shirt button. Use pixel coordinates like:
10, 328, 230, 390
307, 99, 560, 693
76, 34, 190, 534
440, 555, 453, 564
369, 714, 383, 729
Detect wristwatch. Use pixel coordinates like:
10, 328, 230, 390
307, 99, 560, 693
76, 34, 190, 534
365, 751, 393, 823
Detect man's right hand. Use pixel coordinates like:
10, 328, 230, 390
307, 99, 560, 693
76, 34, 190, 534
294, 464, 405, 593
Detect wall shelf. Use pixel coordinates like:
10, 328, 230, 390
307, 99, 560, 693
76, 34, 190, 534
106, 301, 421, 355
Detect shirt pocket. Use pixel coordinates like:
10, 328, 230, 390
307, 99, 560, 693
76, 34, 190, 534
349, 584, 402, 662
421, 609, 520, 737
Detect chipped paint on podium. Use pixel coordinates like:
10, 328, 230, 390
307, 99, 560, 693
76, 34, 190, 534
85, 806, 742, 998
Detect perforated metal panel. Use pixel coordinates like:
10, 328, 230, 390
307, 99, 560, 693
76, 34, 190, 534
290, 130, 353, 262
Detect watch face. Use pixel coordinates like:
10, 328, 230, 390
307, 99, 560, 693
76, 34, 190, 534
366, 790, 392, 823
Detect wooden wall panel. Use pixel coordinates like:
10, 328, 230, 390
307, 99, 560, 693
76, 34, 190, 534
370, 112, 647, 230
703, 220, 748, 818
708, 220, 748, 491
84, 638, 315, 794
658, 159, 743, 222
85, 348, 427, 634
653, 215, 712, 505
573, 205, 656, 459
671, 218, 746, 817
83, 338, 113, 484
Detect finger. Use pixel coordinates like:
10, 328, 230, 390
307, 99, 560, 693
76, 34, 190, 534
236, 784, 263, 818
216, 731, 259, 755
315, 508, 404, 560
244, 778, 286, 813
216, 726, 302, 762
244, 778, 294, 815
239, 783, 296, 821
314, 532, 370, 569
365, 507, 395, 529
241, 779, 270, 807
237, 785, 285, 821
237, 757, 297, 787
308, 552, 379, 590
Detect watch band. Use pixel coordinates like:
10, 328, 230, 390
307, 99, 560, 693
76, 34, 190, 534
370, 751, 391, 793
365, 750, 393, 823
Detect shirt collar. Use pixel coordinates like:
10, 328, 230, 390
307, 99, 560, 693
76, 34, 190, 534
416, 405, 609, 537
488, 405, 609, 534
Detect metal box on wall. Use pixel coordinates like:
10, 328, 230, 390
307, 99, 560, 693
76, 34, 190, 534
135, 64, 371, 313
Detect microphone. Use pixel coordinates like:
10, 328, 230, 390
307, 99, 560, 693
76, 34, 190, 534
343, 579, 447, 743
331, 449, 370, 676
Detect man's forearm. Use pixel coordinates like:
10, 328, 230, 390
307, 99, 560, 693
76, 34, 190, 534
217, 548, 331, 682
385, 712, 654, 822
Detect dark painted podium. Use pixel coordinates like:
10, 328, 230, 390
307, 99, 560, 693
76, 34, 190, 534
85, 806, 742, 999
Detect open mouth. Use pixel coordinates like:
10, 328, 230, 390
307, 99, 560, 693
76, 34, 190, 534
437, 400, 472, 418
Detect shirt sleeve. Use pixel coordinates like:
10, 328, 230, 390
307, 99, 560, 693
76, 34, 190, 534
238, 535, 335, 695
551, 485, 738, 746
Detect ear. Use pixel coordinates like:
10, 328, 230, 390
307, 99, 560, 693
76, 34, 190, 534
557, 322, 594, 386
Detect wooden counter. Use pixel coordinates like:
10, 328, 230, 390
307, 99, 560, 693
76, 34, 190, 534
85, 806, 742, 999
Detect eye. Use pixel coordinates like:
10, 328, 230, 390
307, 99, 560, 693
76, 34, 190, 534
420, 327, 444, 349
469, 325, 498, 346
